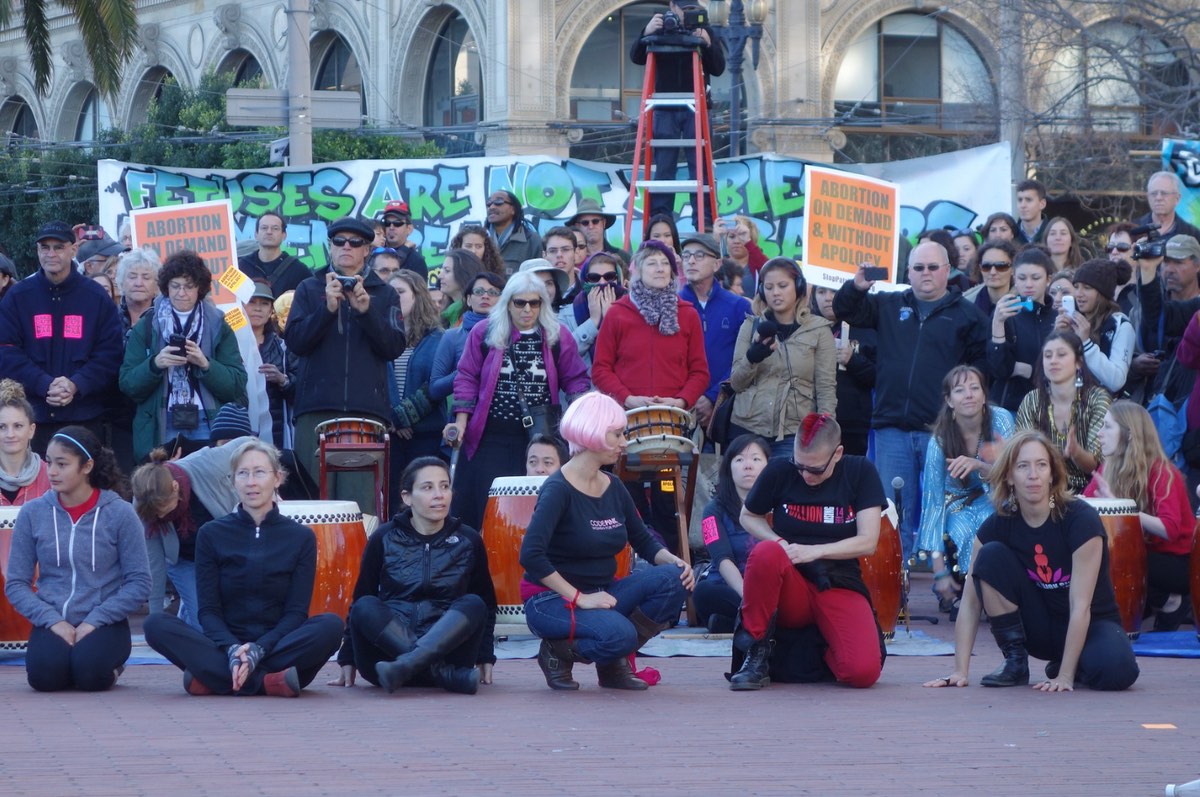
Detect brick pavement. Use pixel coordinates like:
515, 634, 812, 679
0, 577, 1195, 797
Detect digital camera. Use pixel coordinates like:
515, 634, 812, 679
662, 6, 707, 34
1132, 238, 1166, 260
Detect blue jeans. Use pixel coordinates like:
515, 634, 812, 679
872, 427, 931, 564
523, 564, 687, 664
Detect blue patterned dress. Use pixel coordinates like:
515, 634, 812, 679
916, 407, 1015, 573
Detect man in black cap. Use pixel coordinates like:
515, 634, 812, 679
0, 220, 125, 452
678, 232, 751, 426
237, 212, 312, 296
284, 217, 406, 514
378, 200, 428, 280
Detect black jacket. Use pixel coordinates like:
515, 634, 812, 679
195, 505, 320, 654
833, 324, 877, 438
987, 300, 1056, 412
339, 511, 497, 665
237, 252, 313, 296
833, 283, 989, 430
630, 25, 726, 92
284, 266, 406, 419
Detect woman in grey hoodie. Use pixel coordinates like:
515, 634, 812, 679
4, 426, 151, 691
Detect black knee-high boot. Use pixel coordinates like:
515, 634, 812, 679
980, 611, 1030, 687
376, 609, 477, 694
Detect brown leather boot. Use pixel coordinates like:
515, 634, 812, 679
596, 655, 649, 690
628, 608, 669, 652
537, 639, 584, 690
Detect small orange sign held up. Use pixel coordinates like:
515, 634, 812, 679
802, 166, 900, 290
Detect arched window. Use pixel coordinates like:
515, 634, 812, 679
424, 13, 482, 127
218, 49, 265, 87
568, 2, 741, 160
312, 33, 365, 119
833, 12, 996, 160
129, 67, 177, 126
1, 96, 39, 144
75, 87, 111, 142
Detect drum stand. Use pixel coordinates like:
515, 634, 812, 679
615, 450, 699, 627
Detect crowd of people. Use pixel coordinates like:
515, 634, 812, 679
4, 166, 1199, 697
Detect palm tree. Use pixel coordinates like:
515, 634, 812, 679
0, 0, 138, 99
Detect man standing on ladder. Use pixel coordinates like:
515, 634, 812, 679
631, 2, 725, 225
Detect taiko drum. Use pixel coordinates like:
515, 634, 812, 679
858, 500, 902, 640
0, 506, 32, 649
1083, 498, 1147, 639
278, 500, 367, 619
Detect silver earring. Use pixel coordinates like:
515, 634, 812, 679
1074, 370, 1083, 389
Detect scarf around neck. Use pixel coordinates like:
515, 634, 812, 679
628, 279, 680, 336
0, 450, 43, 491
153, 297, 205, 408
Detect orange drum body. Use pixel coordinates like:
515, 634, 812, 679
483, 476, 631, 623
859, 500, 902, 640
0, 507, 33, 649
1191, 519, 1200, 642
624, 406, 695, 457
1084, 498, 1147, 639
278, 501, 367, 620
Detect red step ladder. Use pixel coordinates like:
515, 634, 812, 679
624, 44, 719, 250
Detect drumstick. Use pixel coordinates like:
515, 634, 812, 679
449, 445, 460, 483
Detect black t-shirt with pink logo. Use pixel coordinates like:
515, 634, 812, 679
975, 499, 1120, 620
520, 471, 665, 591
744, 455, 886, 595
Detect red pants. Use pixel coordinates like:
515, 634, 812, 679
741, 541, 881, 688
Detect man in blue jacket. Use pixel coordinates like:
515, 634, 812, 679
285, 217, 406, 516
678, 232, 750, 428
0, 220, 124, 452
833, 241, 989, 563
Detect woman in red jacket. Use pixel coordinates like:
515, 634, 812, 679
1083, 400, 1194, 631
591, 240, 709, 557
591, 240, 709, 412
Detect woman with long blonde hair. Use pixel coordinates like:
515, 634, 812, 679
1083, 400, 1194, 631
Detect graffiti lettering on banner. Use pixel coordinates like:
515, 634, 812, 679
802, 166, 899, 290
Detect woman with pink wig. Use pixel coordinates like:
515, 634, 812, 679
518, 391, 694, 691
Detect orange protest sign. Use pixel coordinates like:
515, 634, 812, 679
802, 166, 899, 289
129, 200, 240, 305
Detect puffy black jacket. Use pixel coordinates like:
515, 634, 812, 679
987, 300, 1056, 412
283, 266, 406, 419
339, 511, 497, 665
833, 282, 989, 430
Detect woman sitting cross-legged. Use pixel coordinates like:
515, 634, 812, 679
519, 391, 694, 691
924, 430, 1139, 692
331, 457, 498, 695
144, 440, 344, 696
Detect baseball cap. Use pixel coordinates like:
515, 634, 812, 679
76, 236, 125, 262
36, 220, 75, 244
382, 200, 411, 219
1165, 234, 1200, 261
250, 281, 275, 302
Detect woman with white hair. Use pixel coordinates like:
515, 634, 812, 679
116, 246, 162, 342
444, 270, 591, 530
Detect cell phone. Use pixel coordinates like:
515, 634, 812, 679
168, 334, 187, 357
1015, 297, 1035, 312
863, 266, 888, 282
336, 275, 358, 291
1062, 295, 1076, 315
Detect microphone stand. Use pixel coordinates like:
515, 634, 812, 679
894, 478, 939, 632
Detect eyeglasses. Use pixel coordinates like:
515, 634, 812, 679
371, 246, 399, 255
545, 246, 574, 257
681, 250, 714, 261
471, 287, 501, 298
980, 261, 1012, 271
486, 199, 511, 207
1148, 190, 1178, 199
168, 281, 198, 292
575, 244, 587, 250
585, 271, 620, 283
511, 298, 543, 309
331, 237, 368, 248
909, 263, 945, 273
1107, 242, 1132, 253
576, 218, 605, 227
234, 468, 274, 482
792, 448, 839, 476
383, 220, 410, 228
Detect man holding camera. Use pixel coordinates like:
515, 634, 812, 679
285, 217, 406, 513
631, 1, 725, 223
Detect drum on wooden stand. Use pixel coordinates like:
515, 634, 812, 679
624, 405, 695, 458
278, 500, 367, 620
858, 499, 902, 640
1083, 498, 1147, 639
0, 506, 33, 649
483, 476, 631, 625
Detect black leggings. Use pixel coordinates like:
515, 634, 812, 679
347, 594, 487, 687
144, 613, 344, 695
1147, 551, 1191, 607
25, 620, 132, 692
693, 578, 740, 628
972, 541, 1139, 691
